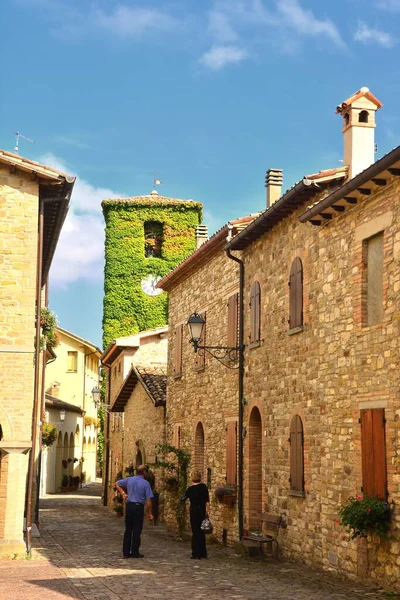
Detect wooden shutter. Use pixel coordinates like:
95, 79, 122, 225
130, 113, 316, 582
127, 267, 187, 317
289, 415, 304, 493
194, 312, 206, 370
226, 421, 237, 486
250, 281, 261, 344
289, 257, 303, 329
173, 325, 183, 376
227, 293, 238, 348
361, 409, 387, 500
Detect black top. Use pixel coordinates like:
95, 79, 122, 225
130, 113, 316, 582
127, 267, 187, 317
184, 483, 209, 507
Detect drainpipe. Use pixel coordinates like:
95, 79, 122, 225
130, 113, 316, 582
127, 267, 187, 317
225, 247, 245, 541
26, 198, 44, 553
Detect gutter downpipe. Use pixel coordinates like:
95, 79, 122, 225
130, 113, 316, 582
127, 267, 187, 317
226, 247, 245, 541
26, 198, 44, 553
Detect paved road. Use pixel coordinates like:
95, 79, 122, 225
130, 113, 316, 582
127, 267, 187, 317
0, 483, 387, 600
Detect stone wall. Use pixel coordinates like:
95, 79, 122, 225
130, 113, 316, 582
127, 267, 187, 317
240, 178, 400, 588
165, 251, 240, 545
0, 166, 39, 554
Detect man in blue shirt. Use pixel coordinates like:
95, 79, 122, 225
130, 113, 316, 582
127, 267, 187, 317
116, 464, 154, 558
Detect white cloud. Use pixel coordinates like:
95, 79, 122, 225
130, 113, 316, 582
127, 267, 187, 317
354, 21, 396, 48
40, 153, 122, 288
199, 45, 249, 70
275, 0, 346, 48
93, 5, 178, 38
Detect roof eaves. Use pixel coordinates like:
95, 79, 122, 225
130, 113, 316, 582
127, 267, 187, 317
299, 145, 400, 224
58, 327, 101, 355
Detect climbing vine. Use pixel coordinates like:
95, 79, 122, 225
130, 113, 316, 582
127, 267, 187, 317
102, 198, 202, 347
157, 443, 191, 535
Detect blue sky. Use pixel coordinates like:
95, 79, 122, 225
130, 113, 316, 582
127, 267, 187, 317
2, 0, 400, 347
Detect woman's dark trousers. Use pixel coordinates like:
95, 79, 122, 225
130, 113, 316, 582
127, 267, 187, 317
190, 506, 207, 558
123, 502, 144, 557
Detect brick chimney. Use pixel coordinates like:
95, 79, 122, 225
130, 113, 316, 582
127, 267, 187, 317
195, 225, 208, 249
265, 169, 283, 207
336, 87, 382, 179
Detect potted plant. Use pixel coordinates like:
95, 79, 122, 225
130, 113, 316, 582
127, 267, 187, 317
113, 504, 124, 517
41, 423, 58, 448
339, 495, 391, 540
215, 486, 237, 507
61, 475, 69, 492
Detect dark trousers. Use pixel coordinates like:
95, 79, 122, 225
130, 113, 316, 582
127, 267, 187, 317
123, 502, 144, 557
190, 506, 207, 558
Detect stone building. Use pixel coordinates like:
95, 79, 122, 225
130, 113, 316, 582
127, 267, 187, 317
0, 151, 75, 555
160, 87, 400, 590
100, 327, 168, 510
158, 215, 257, 540
42, 327, 101, 492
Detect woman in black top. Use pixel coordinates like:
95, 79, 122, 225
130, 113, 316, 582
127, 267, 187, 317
182, 471, 210, 559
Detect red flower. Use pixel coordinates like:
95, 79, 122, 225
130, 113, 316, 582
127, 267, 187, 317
356, 495, 362, 501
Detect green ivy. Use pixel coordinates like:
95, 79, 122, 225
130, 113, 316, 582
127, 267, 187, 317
40, 307, 59, 351
102, 199, 202, 347
157, 443, 191, 535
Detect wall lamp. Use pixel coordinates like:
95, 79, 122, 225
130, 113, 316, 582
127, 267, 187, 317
187, 312, 244, 369
91, 385, 111, 412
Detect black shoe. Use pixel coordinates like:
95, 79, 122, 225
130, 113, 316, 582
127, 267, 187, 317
131, 553, 144, 558
190, 555, 197, 559
123, 555, 131, 559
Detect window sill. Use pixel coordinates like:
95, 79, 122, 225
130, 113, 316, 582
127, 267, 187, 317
173, 373, 183, 380
288, 326, 304, 336
289, 490, 305, 498
248, 341, 261, 350
194, 366, 206, 373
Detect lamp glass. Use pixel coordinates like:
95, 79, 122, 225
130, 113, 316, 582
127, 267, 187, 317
59, 409, 66, 423
187, 312, 205, 343
91, 385, 101, 406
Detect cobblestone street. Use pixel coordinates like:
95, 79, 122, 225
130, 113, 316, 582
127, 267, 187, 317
0, 483, 390, 600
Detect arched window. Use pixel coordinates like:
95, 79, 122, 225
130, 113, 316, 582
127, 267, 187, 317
194, 422, 205, 479
289, 415, 304, 495
343, 112, 350, 127
289, 257, 303, 330
144, 221, 163, 257
359, 110, 369, 123
249, 281, 261, 345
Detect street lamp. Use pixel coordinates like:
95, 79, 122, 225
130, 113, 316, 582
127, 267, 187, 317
91, 385, 111, 412
187, 312, 244, 368
59, 409, 66, 424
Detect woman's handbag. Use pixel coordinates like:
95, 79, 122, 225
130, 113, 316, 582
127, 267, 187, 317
200, 516, 213, 534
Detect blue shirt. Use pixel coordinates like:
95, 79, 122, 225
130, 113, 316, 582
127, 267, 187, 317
117, 475, 153, 504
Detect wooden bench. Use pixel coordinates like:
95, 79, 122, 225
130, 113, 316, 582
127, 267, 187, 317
242, 513, 283, 560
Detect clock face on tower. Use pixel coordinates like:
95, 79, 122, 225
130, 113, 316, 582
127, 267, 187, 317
141, 274, 163, 296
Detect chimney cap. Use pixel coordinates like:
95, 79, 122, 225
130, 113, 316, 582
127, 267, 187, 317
336, 87, 382, 114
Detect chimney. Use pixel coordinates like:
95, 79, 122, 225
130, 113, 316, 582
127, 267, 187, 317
265, 169, 283, 207
336, 87, 382, 179
195, 224, 208, 249
50, 381, 60, 398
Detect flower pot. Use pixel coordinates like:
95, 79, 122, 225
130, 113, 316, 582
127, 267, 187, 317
222, 495, 236, 507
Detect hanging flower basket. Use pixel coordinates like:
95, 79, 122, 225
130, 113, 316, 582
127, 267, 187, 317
339, 495, 391, 540
215, 486, 237, 505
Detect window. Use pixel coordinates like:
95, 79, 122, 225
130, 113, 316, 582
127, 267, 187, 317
288, 257, 303, 330
144, 221, 163, 258
249, 281, 261, 345
194, 422, 205, 479
226, 421, 237, 486
359, 110, 369, 123
289, 415, 304, 495
227, 293, 238, 348
363, 232, 384, 326
360, 408, 387, 500
173, 325, 183, 377
67, 351, 78, 372
172, 424, 181, 448
194, 312, 206, 370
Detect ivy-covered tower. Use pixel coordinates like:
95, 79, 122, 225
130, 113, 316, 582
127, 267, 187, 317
102, 190, 202, 347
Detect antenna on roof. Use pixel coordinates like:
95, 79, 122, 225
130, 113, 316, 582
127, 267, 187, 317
14, 131, 35, 154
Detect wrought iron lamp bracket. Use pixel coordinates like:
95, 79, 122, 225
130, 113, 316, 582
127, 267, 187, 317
192, 341, 245, 370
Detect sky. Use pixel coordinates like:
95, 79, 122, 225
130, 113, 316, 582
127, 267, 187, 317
1, 0, 400, 348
